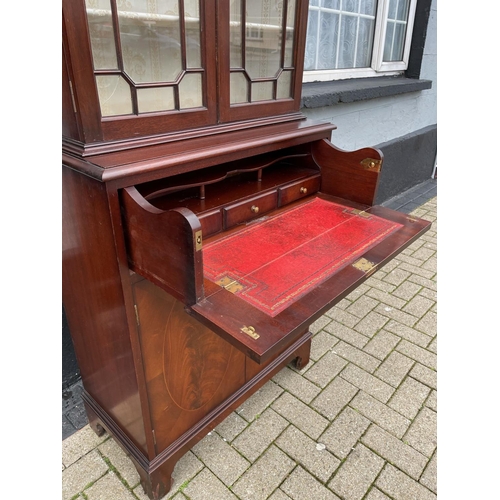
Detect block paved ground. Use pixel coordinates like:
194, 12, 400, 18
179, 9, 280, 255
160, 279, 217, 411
62, 195, 437, 500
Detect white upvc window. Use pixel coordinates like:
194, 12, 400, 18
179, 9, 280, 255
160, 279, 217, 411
303, 0, 418, 82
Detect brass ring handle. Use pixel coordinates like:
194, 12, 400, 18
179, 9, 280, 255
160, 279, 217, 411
251, 205, 259, 214
300, 187, 307, 194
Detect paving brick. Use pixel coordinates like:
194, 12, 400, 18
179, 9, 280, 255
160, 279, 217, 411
350, 391, 411, 438
276, 425, 340, 482
267, 489, 293, 500
396, 340, 437, 370
310, 330, 339, 361
427, 336, 437, 353
319, 407, 370, 459
353, 311, 391, 338
376, 464, 436, 500
395, 252, 427, 268
425, 390, 437, 411
374, 351, 414, 387
346, 295, 380, 319
324, 321, 369, 348
215, 411, 249, 442
384, 319, 433, 348
418, 285, 437, 302
99, 438, 140, 487
407, 274, 437, 292
409, 363, 437, 390
232, 408, 289, 462
362, 330, 400, 360
62, 425, 108, 467
328, 443, 385, 500
374, 303, 418, 327
182, 468, 239, 500
365, 488, 392, 500
62, 450, 109, 500
164, 451, 206, 499
333, 341, 381, 373
85, 471, 136, 500
340, 364, 394, 403
365, 289, 407, 310
311, 376, 358, 420
232, 445, 295, 500
415, 311, 437, 337
420, 451, 437, 493
388, 376, 431, 419
192, 431, 250, 485
325, 307, 360, 328
310, 315, 333, 333
364, 276, 397, 293
403, 407, 437, 457
272, 365, 322, 404
281, 466, 341, 500
392, 280, 422, 301
344, 283, 371, 302
398, 262, 435, 281
303, 350, 348, 388
272, 392, 329, 440
422, 256, 437, 273
402, 295, 434, 318
382, 268, 411, 287
361, 424, 427, 479
236, 380, 284, 422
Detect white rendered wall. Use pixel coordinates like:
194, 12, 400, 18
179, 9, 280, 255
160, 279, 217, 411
301, 0, 437, 152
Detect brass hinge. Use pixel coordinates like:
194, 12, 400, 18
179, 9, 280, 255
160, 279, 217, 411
344, 208, 371, 219
134, 304, 140, 326
216, 276, 245, 294
68, 80, 78, 114
360, 158, 381, 172
195, 230, 203, 251
241, 325, 260, 340
352, 257, 376, 273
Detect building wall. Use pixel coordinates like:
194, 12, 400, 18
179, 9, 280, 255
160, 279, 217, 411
301, 0, 437, 203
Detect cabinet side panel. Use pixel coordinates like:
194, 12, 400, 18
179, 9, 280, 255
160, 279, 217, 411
133, 279, 247, 454
62, 166, 147, 452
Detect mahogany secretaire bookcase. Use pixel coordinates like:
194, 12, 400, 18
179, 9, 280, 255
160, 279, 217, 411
62, 1, 431, 498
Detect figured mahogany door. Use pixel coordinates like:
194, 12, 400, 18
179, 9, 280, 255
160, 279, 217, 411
132, 278, 247, 454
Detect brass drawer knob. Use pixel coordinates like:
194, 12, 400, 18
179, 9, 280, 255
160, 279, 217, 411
300, 186, 307, 194
251, 205, 259, 214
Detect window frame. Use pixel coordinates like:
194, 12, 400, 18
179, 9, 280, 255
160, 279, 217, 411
302, 0, 418, 83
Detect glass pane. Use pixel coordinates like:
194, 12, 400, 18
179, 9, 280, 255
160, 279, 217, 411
277, 70, 292, 99
185, 0, 201, 68
359, 0, 377, 16
318, 12, 339, 69
245, 0, 283, 79
85, 0, 118, 70
230, 72, 249, 103
385, 22, 406, 61
338, 14, 356, 69
95, 75, 132, 116
383, 22, 394, 60
304, 9, 319, 70
356, 16, 375, 67
251, 81, 274, 102
179, 72, 203, 108
396, 0, 410, 20
343, 0, 358, 13
137, 87, 175, 112
230, 0, 243, 67
322, 0, 340, 9
284, 0, 296, 67
117, 0, 182, 83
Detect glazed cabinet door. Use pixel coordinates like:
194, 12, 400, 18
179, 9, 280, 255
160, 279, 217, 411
63, 0, 217, 143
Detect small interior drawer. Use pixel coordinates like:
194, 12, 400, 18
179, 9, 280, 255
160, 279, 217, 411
199, 209, 222, 237
223, 191, 278, 228
278, 175, 321, 206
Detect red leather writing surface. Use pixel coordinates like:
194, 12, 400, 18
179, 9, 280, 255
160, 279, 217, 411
203, 198, 402, 316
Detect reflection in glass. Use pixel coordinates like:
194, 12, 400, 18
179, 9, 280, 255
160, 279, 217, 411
284, 0, 296, 67
251, 81, 274, 102
185, 0, 201, 68
277, 70, 292, 99
85, 0, 118, 70
137, 87, 175, 113
230, 72, 249, 103
179, 73, 203, 108
230, 0, 243, 68
95, 75, 132, 116
384, 0, 410, 61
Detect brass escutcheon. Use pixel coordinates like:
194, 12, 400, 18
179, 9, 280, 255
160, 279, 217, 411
241, 325, 260, 339
300, 186, 307, 194
251, 205, 259, 214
